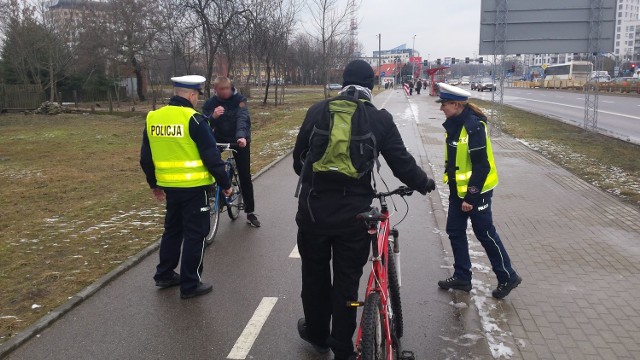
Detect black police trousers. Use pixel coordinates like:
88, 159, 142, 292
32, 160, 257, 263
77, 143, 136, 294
297, 227, 370, 358
234, 143, 255, 214
154, 189, 210, 294
446, 191, 516, 284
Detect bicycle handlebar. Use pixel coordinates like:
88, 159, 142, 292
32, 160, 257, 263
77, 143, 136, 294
217, 143, 237, 152
374, 186, 414, 199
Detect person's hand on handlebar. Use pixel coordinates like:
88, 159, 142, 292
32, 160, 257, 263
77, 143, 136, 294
237, 138, 247, 148
222, 187, 233, 197
425, 178, 436, 193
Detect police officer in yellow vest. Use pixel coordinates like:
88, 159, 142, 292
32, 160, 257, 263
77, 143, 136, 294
140, 75, 232, 299
436, 83, 522, 299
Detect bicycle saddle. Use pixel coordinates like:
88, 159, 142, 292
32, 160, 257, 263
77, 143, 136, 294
356, 208, 385, 222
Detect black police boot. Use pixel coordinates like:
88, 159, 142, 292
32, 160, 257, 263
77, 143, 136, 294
492, 274, 522, 299
155, 272, 180, 289
438, 276, 472, 292
180, 282, 213, 299
297, 318, 330, 354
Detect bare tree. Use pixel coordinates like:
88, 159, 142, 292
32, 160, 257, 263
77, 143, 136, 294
180, 0, 249, 97
308, 0, 350, 98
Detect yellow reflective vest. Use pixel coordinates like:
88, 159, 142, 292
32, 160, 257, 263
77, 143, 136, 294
146, 106, 214, 188
443, 121, 498, 198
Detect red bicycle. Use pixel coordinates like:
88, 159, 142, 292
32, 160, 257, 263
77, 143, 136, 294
353, 186, 415, 360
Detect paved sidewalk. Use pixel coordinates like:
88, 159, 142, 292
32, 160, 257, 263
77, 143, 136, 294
411, 94, 640, 360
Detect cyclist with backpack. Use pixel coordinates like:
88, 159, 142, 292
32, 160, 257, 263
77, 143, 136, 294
293, 60, 436, 360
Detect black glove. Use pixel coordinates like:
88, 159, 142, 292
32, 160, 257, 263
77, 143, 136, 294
425, 178, 436, 193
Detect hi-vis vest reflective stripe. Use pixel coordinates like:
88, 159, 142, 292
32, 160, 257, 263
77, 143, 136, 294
443, 121, 498, 198
146, 106, 214, 188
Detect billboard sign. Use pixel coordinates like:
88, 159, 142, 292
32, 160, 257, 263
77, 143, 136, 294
479, 0, 616, 55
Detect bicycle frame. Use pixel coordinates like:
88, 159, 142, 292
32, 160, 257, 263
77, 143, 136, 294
212, 143, 241, 208
355, 201, 394, 359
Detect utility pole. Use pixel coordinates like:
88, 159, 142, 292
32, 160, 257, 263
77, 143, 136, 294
378, 33, 382, 89
412, 35, 416, 79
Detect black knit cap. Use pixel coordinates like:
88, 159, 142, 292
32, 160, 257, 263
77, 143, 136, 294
342, 60, 375, 90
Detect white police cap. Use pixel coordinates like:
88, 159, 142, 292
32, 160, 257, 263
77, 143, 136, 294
436, 83, 472, 103
171, 75, 206, 94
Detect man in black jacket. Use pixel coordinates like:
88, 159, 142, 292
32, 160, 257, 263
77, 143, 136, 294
293, 60, 436, 360
202, 76, 260, 227
140, 75, 232, 299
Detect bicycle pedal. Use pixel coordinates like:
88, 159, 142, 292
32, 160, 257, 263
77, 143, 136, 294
399, 350, 415, 360
238, 204, 245, 210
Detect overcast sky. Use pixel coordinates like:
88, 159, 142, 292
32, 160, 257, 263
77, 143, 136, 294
299, 0, 483, 61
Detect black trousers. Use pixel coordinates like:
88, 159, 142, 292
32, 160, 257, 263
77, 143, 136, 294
234, 143, 255, 214
416, 87, 421, 94
154, 189, 210, 294
446, 191, 516, 283
297, 228, 370, 358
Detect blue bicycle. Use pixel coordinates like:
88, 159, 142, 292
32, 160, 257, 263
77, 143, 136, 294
205, 143, 244, 246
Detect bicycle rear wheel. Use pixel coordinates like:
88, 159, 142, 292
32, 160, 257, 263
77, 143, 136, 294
360, 292, 388, 360
226, 160, 243, 220
387, 245, 403, 340
205, 185, 220, 247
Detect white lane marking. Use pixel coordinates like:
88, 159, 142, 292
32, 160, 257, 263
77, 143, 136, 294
601, 100, 614, 104
510, 97, 640, 120
227, 297, 279, 359
289, 244, 300, 258
379, 88, 395, 108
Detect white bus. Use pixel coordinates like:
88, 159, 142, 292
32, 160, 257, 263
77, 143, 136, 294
543, 61, 593, 88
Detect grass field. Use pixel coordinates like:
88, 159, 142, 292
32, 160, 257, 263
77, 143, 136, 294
0, 88, 327, 343
471, 99, 640, 207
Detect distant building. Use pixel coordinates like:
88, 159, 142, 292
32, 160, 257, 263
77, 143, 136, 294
48, 0, 107, 44
364, 44, 421, 67
615, 0, 639, 60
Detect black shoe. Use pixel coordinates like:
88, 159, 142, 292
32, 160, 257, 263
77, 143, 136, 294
155, 272, 180, 289
438, 276, 472, 292
246, 213, 261, 228
180, 282, 213, 299
492, 274, 522, 299
297, 318, 330, 354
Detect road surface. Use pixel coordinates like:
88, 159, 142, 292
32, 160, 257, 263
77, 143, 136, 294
472, 87, 640, 144
4, 91, 485, 360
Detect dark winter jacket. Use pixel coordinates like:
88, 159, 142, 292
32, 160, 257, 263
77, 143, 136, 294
293, 91, 431, 234
140, 96, 231, 191
202, 88, 251, 144
443, 105, 491, 205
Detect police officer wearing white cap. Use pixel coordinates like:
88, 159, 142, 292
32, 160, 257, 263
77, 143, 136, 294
140, 75, 232, 299
435, 83, 522, 299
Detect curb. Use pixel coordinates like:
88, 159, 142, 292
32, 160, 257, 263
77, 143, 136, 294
0, 148, 294, 359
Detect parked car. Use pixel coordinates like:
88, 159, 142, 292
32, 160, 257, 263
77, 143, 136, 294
470, 81, 479, 90
460, 80, 470, 86
326, 83, 343, 91
477, 79, 496, 92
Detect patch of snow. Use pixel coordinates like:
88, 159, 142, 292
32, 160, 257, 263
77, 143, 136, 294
31, 304, 42, 309
449, 301, 469, 309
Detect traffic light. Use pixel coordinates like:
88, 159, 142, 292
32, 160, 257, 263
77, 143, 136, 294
465, 57, 470, 64
423, 60, 428, 66
478, 57, 483, 64
451, 58, 456, 64
436, 58, 441, 65
632, 63, 637, 69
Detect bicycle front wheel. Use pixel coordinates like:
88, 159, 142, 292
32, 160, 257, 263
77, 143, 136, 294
205, 185, 220, 247
387, 245, 403, 340
360, 292, 388, 360
226, 161, 243, 220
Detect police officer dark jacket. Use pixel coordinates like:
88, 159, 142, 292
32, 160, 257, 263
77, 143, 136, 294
201, 88, 250, 144
443, 105, 497, 206
293, 90, 431, 235
140, 95, 231, 191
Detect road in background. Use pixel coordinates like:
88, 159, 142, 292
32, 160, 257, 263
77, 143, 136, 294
472, 87, 640, 144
